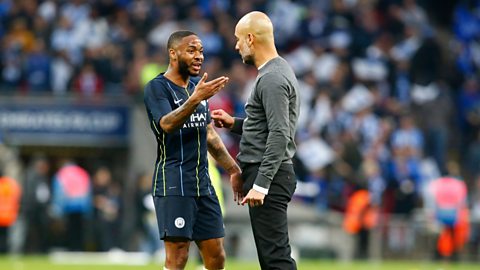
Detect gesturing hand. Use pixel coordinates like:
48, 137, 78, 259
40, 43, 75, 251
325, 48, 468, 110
193, 73, 229, 101
211, 109, 234, 129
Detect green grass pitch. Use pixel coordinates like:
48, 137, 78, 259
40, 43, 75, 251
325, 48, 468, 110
1, 256, 479, 270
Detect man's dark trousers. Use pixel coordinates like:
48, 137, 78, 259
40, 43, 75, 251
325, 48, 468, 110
241, 162, 297, 270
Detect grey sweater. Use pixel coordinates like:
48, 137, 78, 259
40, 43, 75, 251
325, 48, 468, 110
231, 57, 299, 191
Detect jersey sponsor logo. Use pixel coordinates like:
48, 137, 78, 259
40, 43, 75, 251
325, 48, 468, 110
183, 112, 207, 128
175, 217, 185, 229
190, 112, 206, 122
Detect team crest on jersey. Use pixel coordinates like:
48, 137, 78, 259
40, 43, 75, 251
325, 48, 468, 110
175, 217, 185, 229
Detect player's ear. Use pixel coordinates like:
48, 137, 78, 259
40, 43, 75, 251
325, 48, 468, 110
169, 48, 177, 61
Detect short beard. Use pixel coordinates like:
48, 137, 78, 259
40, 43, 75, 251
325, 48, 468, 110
241, 45, 255, 66
243, 54, 255, 66
178, 59, 193, 78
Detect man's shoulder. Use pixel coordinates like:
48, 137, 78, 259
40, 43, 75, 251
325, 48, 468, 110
261, 58, 295, 79
144, 75, 169, 96
257, 70, 290, 88
146, 74, 167, 88
259, 70, 287, 80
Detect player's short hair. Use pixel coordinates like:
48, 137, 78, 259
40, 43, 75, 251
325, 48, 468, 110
167, 30, 197, 50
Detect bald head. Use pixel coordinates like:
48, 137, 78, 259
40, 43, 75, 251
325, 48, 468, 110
236, 11, 274, 44
234, 11, 278, 67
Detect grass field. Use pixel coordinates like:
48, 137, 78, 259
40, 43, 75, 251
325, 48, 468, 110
1, 256, 479, 270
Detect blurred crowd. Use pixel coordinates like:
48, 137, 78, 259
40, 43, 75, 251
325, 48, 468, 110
2, 0, 480, 259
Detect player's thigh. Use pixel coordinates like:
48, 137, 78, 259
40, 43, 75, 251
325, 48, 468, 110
153, 196, 196, 239
192, 195, 225, 240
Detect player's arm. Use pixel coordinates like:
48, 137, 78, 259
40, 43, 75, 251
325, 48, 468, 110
206, 124, 240, 175
160, 73, 229, 133
159, 94, 202, 133
206, 123, 243, 202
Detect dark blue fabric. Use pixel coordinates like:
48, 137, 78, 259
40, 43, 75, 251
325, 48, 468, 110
153, 195, 224, 240
144, 74, 213, 197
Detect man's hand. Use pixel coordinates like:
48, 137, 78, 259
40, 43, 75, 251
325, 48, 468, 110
230, 172, 244, 205
241, 189, 265, 207
211, 109, 234, 129
192, 73, 229, 101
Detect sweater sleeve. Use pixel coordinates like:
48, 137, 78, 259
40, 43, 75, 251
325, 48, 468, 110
231, 117, 244, 135
253, 73, 291, 191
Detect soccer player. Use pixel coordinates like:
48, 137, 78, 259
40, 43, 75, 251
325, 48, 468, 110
211, 11, 300, 270
143, 30, 243, 270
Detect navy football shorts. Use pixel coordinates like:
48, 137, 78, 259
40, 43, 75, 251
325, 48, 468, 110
153, 195, 225, 241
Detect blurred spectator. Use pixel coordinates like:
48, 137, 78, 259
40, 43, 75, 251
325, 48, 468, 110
73, 8, 109, 51
93, 45, 127, 94
24, 39, 51, 93
72, 62, 104, 97
410, 81, 452, 175
391, 113, 424, 158
139, 51, 166, 89
0, 137, 22, 182
452, 1, 480, 76
134, 172, 162, 258
384, 140, 421, 216
50, 50, 74, 95
426, 173, 469, 260
60, 0, 90, 26
0, 169, 22, 254
4, 18, 35, 53
51, 159, 91, 251
21, 155, 51, 253
400, 0, 430, 36
125, 39, 149, 94
32, 12, 50, 45
1, 21, 25, 91
92, 166, 121, 251
50, 16, 82, 65
343, 187, 379, 260
465, 131, 480, 182
37, 0, 57, 24
128, 0, 156, 39
458, 76, 480, 151
470, 175, 480, 260
147, 5, 180, 48
197, 19, 223, 57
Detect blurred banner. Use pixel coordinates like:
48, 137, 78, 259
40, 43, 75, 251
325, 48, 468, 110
0, 102, 130, 147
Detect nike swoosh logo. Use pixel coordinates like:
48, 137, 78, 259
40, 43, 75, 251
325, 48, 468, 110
174, 99, 183, 105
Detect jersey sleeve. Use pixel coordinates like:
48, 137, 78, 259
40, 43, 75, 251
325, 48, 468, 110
143, 80, 172, 131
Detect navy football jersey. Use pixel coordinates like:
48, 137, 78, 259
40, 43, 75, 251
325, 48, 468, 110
144, 74, 214, 197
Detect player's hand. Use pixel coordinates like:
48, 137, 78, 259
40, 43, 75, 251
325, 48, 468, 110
193, 73, 229, 101
241, 189, 265, 207
211, 109, 234, 129
230, 172, 244, 205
